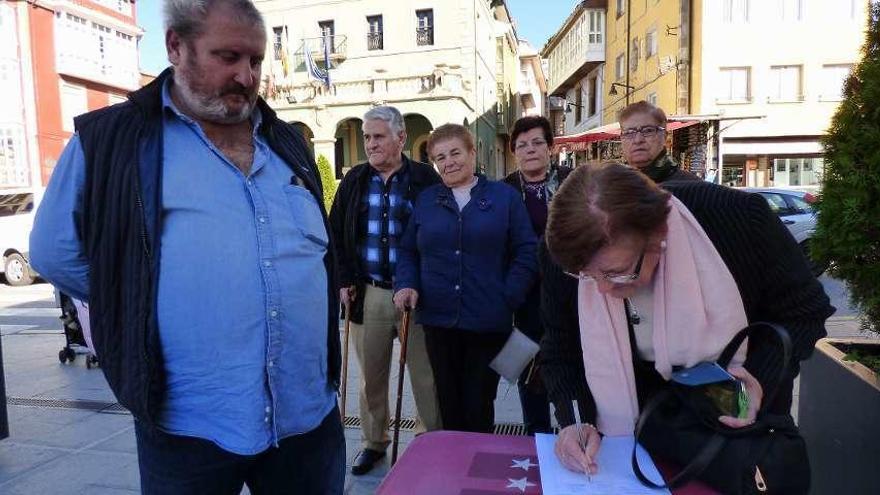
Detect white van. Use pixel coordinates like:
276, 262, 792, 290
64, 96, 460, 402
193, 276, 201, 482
0, 192, 38, 286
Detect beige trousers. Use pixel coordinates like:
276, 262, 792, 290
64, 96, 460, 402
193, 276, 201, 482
351, 285, 441, 451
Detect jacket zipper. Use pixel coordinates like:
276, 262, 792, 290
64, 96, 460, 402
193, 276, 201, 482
754, 466, 768, 492
131, 115, 154, 421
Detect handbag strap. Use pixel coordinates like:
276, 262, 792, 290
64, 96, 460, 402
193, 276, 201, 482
631, 389, 727, 489
716, 321, 793, 412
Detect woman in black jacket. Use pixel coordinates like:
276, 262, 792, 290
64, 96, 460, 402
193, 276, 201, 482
540, 163, 833, 477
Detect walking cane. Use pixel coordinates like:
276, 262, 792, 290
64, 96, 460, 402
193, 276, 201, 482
339, 291, 353, 420
390, 307, 412, 466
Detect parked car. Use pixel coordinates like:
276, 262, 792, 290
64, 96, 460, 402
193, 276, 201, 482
745, 188, 828, 276
0, 193, 38, 286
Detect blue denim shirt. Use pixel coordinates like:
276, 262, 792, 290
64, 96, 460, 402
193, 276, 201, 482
30, 80, 336, 455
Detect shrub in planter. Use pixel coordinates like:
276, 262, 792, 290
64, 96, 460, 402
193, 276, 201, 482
812, 2, 880, 343
316, 154, 338, 213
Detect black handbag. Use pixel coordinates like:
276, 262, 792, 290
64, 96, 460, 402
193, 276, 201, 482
631, 322, 810, 494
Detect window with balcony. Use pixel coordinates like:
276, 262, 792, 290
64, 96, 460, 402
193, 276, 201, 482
54, 12, 138, 89
718, 67, 751, 103
616, 0, 625, 19
615, 54, 625, 80
0, 125, 26, 188
646, 29, 657, 58
588, 11, 603, 44
588, 76, 597, 116
318, 20, 335, 53
272, 27, 284, 60
722, 0, 749, 23
769, 65, 803, 102
92, 0, 133, 16
820, 64, 852, 101
778, 0, 804, 21
416, 9, 434, 46
367, 15, 383, 50
630, 37, 640, 72
647, 92, 658, 105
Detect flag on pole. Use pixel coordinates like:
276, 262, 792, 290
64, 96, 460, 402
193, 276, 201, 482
321, 33, 332, 88
303, 38, 330, 88
280, 25, 290, 78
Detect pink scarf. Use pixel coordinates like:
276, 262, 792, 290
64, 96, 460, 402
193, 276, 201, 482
578, 197, 748, 435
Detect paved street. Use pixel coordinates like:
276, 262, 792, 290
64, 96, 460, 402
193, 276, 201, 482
0, 274, 869, 494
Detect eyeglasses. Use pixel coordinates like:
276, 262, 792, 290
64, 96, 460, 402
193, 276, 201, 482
620, 126, 665, 141
564, 248, 645, 285
514, 139, 548, 151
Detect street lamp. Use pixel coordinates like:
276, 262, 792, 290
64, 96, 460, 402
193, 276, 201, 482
608, 82, 634, 97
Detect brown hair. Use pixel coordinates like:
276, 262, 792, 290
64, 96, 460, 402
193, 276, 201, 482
427, 124, 475, 156
509, 116, 554, 152
546, 162, 672, 273
617, 100, 667, 127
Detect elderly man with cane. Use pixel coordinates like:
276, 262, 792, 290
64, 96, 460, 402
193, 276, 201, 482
329, 106, 442, 475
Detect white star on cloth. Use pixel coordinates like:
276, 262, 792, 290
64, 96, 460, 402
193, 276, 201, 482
510, 458, 536, 471
506, 477, 536, 492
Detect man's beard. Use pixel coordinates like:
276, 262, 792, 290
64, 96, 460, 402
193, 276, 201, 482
173, 63, 257, 124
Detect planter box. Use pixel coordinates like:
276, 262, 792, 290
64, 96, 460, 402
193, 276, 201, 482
799, 338, 879, 494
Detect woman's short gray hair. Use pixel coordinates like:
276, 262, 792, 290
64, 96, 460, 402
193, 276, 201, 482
363, 106, 406, 136
164, 0, 265, 42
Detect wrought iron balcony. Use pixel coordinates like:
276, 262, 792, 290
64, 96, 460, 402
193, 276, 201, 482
416, 27, 434, 46
302, 35, 348, 62
367, 32, 383, 50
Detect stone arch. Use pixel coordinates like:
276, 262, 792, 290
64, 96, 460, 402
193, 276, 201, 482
289, 121, 315, 156
403, 113, 433, 163
334, 117, 365, 178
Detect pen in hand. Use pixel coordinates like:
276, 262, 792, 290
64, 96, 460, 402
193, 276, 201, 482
572, 400, 592, 483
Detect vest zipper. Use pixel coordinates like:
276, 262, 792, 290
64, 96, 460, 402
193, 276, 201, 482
754, 465, 768, 492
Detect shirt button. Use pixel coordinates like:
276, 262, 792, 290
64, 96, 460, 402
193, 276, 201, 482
264, 417, 270, 423
268, 360, 275, 367
270, 310, 278, 318
381, 237, 388, 244
263, 260, 272, 267
259, 216, 267, 223
383, 212, 388, 218
454, 284, 460, 291
265, 406, 271, 413
455, 250, 460, 255
247, 179, 254, 186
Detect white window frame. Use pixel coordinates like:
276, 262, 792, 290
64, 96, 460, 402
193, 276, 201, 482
646, 29, 658, 58
0, 124, 27, 188
768, 65, 803, 102
717, 67, 751, 103
647, 92, 658, 106
60, 81, 88, 132
588, 11, 603, 44
819, 64, 852, 101
630, 37, 640, 72
615, 54, 625, 80
723, 0, 750, 23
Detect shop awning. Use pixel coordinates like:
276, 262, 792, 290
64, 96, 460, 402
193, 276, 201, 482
551, 120, 702, 153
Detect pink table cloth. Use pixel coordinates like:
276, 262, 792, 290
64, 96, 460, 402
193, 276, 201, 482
377, 431, 718, 495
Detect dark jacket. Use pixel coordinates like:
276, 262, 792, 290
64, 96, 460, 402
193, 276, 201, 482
540, 180, 834, 427
502, 165, 572, 341
395, 175, 538, 332
72, 68, 340, 427
328, 156, 440, 324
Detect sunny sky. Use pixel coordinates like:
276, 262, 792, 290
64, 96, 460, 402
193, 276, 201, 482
136, 1, 576, 75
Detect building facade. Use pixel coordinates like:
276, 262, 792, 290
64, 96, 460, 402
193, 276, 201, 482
254, 0, 522, 179
2, 0, 141, 196
696, 0, 867, 188
516, 40, 547, 119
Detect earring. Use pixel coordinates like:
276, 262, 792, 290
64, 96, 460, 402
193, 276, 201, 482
660, 240, 667, 250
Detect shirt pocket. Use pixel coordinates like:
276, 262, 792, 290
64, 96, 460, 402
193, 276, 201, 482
283, 184, 329, 248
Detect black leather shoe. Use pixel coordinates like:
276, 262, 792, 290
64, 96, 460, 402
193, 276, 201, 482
351, 448, 386, 475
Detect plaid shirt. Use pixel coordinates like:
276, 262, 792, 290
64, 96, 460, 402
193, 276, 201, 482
358, 165, 412, 283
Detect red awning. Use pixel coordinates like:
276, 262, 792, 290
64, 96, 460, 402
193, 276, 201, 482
551, 120, 701, 153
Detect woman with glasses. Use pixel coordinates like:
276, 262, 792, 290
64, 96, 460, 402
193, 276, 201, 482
393, 124, 538, 433
501, 116, 572, 435
539, 162, 833, 478
618, 101, 699, 183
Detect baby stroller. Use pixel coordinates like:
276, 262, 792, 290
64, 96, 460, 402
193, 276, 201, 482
57, 291, 99, 369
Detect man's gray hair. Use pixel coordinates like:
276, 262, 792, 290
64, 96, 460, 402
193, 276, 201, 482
164, 0, 265, 41
363, 106, 406, 136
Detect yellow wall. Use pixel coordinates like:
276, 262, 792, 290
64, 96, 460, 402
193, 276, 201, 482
604, 0, 684, 123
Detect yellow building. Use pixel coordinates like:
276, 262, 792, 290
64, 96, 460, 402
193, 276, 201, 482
603, 0, 695, 123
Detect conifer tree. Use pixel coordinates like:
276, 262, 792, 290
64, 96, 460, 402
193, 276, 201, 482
813, 2, 880, 332
316, 154, 337, 213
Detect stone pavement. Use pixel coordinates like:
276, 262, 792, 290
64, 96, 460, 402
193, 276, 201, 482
0, 281, 870, 494
0, 283, 528, 494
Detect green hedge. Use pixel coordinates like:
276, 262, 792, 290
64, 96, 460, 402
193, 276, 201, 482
813, 3, 880, 333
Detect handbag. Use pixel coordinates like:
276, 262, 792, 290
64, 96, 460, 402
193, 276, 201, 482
631, 322, 810, 494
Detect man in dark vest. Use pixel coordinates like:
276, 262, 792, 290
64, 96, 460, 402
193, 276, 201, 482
29, 1, 343, 493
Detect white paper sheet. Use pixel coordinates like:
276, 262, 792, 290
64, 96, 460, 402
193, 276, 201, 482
535, 434, 671, 495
